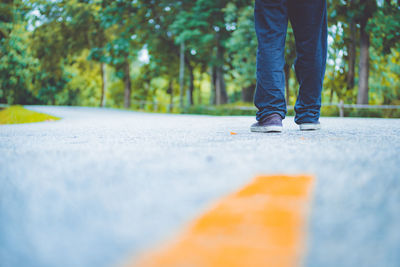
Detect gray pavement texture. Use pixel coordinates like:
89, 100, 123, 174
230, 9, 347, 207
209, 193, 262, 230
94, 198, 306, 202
1, 106, 400, 267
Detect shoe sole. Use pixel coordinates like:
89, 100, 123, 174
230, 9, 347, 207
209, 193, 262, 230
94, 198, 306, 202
299, 123, 321, 131
250, 125, 283, 133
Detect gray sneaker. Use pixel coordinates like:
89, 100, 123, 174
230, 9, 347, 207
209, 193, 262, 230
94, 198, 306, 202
250, 114, 283, 133
299, 122, 321, 131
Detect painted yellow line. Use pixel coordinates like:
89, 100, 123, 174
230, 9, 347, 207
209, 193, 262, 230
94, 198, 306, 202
130, 175, 314, 267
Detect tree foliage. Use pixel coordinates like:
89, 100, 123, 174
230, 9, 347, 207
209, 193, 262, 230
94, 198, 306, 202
0, 0, 399, 109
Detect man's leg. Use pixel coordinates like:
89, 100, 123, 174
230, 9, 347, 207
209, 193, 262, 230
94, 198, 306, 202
254, 0, 288, 122
288, 0, 327, 124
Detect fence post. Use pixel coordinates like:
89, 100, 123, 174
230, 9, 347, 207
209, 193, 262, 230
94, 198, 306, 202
339, 100, 344, 117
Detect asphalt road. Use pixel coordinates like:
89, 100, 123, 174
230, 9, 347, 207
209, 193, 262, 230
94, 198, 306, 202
1, 106, 399, 267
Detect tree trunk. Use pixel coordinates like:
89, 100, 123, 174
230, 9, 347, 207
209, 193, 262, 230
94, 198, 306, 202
284, 63, 290, 105
210, 66, 216, 105
242, 85, 255, 102
215, 70, 227, 105
187, 62, 194, 106
179, 41, 185, 110
123, 59, 131, 108
330, 87, 334, 103
215, 43, 228, 105
100, 63, 107, 107
198, 73, 202, 105
167, 80, 174, 112
347, 16, 356, 91
330, 53, 337, 103
357, 21, 369, 104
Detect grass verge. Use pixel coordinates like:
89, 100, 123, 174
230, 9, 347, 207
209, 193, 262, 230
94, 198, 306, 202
185, 104, 400, 118
0, 106, 60, 125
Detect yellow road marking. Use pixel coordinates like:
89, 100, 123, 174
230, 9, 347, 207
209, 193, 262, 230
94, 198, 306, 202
130, 175, 314, 267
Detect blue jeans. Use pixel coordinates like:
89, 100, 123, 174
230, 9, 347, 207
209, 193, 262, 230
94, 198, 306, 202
254, 0, 327, 124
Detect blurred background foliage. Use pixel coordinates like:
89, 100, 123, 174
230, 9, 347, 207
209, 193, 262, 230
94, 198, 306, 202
0, 0, 399, 116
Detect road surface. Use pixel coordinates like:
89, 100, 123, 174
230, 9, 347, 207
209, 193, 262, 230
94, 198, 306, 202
1, 106, 399, 267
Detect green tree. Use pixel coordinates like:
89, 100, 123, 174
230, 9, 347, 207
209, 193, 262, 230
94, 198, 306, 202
226, 3, 256, 103
30, 0, 74, 104
134, 1, 182, 108
171, 0, 231, 105
356, 0, 377, 104
101, 0, 141, 108
0, 0, 38, 104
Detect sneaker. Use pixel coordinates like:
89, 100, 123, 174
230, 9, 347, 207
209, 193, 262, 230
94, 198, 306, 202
250, 114, 283, 133
299, 122, 321, 131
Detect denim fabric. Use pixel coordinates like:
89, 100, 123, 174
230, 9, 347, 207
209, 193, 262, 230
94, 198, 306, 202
254, 0, 327, 124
